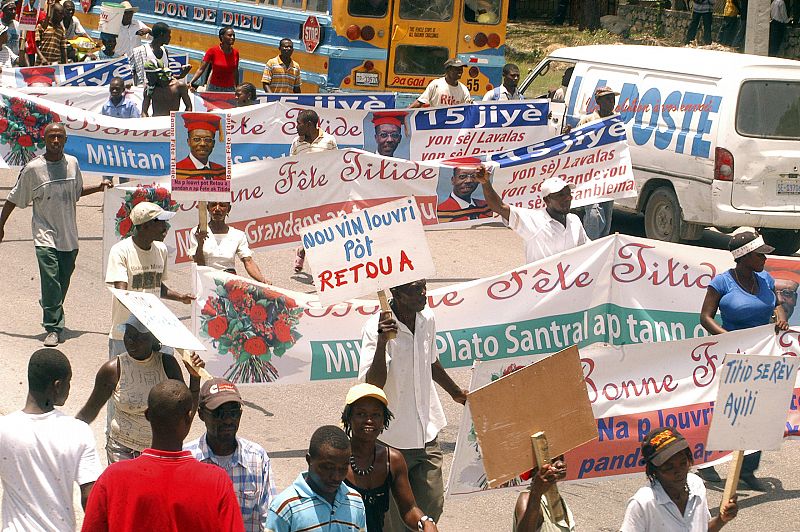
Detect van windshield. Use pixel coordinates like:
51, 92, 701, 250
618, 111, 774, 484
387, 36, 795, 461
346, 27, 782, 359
737, 80, 800, 139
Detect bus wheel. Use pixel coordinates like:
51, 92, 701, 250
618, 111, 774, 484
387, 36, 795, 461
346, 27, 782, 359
760, 228, 800, 256
644, 187, 682, 243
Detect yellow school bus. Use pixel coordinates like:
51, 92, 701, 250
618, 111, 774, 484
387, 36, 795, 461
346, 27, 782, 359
77, 0, 507, 99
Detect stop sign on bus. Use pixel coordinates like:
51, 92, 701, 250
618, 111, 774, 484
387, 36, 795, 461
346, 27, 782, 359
303, 16, 321, 53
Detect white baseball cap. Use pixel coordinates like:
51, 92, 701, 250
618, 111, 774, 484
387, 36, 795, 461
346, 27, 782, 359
540, 176, 575, 198
129, 202, 176, 226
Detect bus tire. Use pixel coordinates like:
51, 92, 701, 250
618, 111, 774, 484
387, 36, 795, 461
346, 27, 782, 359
644, 187, 682, 243
760, 228, 800, 256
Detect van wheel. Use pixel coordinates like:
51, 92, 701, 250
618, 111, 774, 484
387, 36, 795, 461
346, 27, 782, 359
760, 228, 800, 256
644, 187, 682, 242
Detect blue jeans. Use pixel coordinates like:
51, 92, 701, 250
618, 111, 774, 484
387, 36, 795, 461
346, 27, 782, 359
583, 201, 614, 239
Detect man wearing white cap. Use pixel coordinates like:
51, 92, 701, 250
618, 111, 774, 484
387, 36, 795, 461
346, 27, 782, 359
105, 201, 193, 358
115, 1, 151, 57
409, 57, 473, 108
475, 170, 589, 264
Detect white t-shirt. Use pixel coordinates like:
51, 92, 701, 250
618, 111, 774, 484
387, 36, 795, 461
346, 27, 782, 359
105, 237, 169, 339
0, 44, 18, 68
62, 17, 87, 40
289, 131, 338, 156
505, 206, 588, 265
0, 410, 102, 532
620, 473, 711, 532
117, 19, 149, 56
417, 77, 472, 107
188, 226, 253, 271
358, 307, 446, 449
6, 155, 83, 251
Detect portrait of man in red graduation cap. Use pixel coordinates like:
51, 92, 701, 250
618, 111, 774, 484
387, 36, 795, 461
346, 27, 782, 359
370, 110, 407, 158
20, 66, 56, 87
175, 112, 227, 180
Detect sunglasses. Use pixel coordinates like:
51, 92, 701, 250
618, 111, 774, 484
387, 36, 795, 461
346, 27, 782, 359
205, 407, 242, 420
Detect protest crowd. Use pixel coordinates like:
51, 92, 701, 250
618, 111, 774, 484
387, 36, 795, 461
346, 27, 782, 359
0, 1, 798, 531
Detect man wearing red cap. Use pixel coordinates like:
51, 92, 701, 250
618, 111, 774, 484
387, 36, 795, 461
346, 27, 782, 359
175, 113, 226, 180
371, 111, 406, 158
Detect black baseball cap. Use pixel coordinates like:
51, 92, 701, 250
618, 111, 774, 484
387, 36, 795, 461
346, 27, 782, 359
641, 427, 689, 466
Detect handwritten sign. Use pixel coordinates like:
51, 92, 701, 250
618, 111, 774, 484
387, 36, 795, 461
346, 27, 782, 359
110, 288, 206, 351
467, 345, 598, 488
301, 197, 436, 306
706, 354, 798, 451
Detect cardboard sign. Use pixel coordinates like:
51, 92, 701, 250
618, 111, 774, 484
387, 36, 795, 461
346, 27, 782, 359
301, 197, 436, 306
706, 353, 798, 451
170, 111, 231, 201
468, 345, 597, 488
110, 288, 206, 351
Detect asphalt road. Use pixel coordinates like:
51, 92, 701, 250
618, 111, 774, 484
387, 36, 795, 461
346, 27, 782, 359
0, 169, 797, 531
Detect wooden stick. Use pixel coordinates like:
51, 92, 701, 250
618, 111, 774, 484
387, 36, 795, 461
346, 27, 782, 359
531, 432, 567, 524
199, 201, 208, 233
720, 450, 744, 512
176, 348, 213, 380
377, 289, 396, 340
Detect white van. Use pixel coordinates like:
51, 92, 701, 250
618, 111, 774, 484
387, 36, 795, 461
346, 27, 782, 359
519, 45, 800, 255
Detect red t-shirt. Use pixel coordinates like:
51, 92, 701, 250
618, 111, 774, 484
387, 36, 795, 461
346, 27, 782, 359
203, 45, 239, 88
81, 449, 245, 532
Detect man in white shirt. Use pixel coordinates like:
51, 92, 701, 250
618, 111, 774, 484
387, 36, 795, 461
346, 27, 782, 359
359, 279, 467, 532
116, 1, 151, 57
0, 348, 102, 532
770, 0, 790, 56
410, 57, 473, 108
476, 170, 589, 264
483, 63, 523, 101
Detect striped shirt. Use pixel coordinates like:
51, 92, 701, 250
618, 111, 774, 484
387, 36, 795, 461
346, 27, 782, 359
261, 55, 301, 93
35, 22, 67, 64
185, 435, 277, 532
290, 131, 338, 156
266, 473, 366, 532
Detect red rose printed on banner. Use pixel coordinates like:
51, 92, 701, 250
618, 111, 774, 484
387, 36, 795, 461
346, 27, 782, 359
0, 95, 60, 166
199, 276, 304, 383
114, 185, 178, 238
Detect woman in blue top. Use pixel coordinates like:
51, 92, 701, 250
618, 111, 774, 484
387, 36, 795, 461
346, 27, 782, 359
698, 231, 788, 489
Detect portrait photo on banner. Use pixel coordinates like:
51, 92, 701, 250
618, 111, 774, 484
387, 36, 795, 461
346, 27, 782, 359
170, 111, 232, 200
765, 256, 800, 327
362, 110, 411, 160
435, 159, 494, 224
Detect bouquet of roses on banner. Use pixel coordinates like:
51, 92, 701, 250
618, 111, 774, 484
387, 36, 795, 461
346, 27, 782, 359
115, 185, 177, 238
200, 277, 303, 383
0, 96, 60, 166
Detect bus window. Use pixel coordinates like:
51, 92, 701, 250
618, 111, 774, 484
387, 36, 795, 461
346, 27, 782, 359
306, 0, 329, 12
349, 0, 387, 17
282, 0, 304, 9
464, 0, 501, 23
399, 0, 453, 21
394, 45, 449, 75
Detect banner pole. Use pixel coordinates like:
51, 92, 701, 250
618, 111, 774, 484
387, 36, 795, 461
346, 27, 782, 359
720, 450, 744, 512
199, 201, 208, 233
176, 348, 213, 380
531, 431, 567, 524
377, 289, 396, 340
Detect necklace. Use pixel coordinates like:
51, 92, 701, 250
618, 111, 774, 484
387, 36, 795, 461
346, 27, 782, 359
350, 446, 376, 477
734, 268, 757, 295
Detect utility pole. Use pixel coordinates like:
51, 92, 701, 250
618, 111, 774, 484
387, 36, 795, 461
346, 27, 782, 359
745, 0, 771, 55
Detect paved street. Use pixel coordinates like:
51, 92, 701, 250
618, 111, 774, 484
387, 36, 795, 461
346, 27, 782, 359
0, 168, 798, 531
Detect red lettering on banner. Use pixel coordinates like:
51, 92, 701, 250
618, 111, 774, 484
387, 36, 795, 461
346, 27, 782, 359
487, 263, 592, 300
231, 116, 266, 136
275, 161, 328, 195
612, 243, 716, 288
304, 301, 380, 319
583, 357, 677, 404
777, 330, 800, 357
428, 291, 464, 308
340, 150, 437, 182
690, 341, 720, 387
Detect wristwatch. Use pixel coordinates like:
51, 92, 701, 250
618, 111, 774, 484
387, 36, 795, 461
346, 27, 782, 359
418, 515, 435, 531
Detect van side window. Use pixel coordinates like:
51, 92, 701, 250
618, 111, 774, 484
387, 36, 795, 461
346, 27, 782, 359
519, 61, 575, 99
737, 80, 800, 139
348, 0, 387, 17
399, 0, 453, 21
394, 45, 449, 75
464, 0, 501, 23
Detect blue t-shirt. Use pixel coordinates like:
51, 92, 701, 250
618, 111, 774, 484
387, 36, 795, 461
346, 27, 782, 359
709, 269, 776, 331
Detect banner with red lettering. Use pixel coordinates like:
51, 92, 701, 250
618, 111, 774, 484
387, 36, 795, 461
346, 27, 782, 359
446, 328, 800, 496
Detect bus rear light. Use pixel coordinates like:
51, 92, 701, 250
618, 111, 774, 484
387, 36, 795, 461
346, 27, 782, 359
346, 25, 360, 40
714, 147, 734, 181
468, 66, 479, 78
344, 76, 351, 85
361, 26, 375, 40
486, 83, 492, 92
487, 33, 501, 47
473, 32, 488, 47
364, 61, 374, 71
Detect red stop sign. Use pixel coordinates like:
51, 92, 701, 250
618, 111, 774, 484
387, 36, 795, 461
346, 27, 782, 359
302, 16, 321, 53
